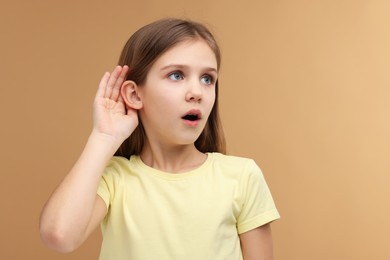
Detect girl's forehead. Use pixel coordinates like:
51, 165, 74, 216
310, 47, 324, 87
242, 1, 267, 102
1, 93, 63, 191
153, 39, 218, 70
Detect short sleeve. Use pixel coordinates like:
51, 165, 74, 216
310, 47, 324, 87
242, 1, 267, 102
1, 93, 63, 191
236, 160, 280, 234
97, 174, 111, 211
97, 158, 119, 212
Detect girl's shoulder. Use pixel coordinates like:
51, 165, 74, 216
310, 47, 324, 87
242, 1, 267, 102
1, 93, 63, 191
209, 152, 261, 176
210, 152, 257, 166
106, 156, 132, 169
102, 156, 134, 179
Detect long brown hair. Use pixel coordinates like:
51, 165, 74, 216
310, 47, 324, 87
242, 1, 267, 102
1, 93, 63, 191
115, 18, 226, 158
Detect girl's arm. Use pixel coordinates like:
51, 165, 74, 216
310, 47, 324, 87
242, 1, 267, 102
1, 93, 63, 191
39, 132, 120, 253
239, 223, 274, 260
39, 66, 136, 253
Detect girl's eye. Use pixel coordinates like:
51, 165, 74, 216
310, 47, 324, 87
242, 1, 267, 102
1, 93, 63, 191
201, 75, 214, 85
168, 72, 184, 81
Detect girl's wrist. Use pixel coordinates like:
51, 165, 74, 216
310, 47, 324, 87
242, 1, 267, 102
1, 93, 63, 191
88, 130, 123, 154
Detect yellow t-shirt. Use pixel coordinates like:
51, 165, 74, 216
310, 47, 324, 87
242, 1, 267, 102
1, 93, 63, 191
97, 152, 280, 260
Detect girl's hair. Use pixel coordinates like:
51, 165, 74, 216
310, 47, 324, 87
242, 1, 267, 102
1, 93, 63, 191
115, 18, 226, 158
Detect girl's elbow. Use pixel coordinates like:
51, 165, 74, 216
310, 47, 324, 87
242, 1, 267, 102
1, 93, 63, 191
39, 225, 79, 253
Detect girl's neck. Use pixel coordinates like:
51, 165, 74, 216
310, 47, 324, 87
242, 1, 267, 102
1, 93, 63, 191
139, 141, 207, 173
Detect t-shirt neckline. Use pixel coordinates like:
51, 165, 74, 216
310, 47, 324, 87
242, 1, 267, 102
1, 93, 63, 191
131, 152, 214, 181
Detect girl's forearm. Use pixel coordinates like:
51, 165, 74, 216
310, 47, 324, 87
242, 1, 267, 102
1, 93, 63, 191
39, 131, 121, 252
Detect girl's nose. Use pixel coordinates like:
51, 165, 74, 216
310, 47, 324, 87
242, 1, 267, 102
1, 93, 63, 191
185, 81, 202, 102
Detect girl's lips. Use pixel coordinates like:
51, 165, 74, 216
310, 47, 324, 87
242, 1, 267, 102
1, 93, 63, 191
181, 109, 202, 127
181, 109, 202, 120
182, 118, 200, 127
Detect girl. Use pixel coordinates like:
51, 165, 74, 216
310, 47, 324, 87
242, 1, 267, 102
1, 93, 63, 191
39, 18, 280, 260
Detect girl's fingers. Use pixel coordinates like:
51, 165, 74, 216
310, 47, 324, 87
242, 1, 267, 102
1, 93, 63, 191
104, 66, 122, 99
111, 66, 129, 101
96, 72, 110, 99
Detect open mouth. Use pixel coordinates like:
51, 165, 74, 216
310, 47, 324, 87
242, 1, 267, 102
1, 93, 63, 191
182, 114, 200, 121
182, 109, 202, 125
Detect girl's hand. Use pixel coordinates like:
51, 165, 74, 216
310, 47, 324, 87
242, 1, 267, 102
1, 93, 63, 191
92, 66, 138, 143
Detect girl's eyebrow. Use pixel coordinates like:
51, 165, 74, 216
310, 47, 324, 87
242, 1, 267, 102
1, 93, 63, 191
160, 64, 218, 73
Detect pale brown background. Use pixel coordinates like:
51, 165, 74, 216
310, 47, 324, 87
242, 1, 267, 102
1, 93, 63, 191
1, 0, 389, 259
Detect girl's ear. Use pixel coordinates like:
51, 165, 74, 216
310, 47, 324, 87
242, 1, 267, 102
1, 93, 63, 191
121, 80, 143, 110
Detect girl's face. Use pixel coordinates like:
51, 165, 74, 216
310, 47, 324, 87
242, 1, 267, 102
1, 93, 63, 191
138, 39, 218, 148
